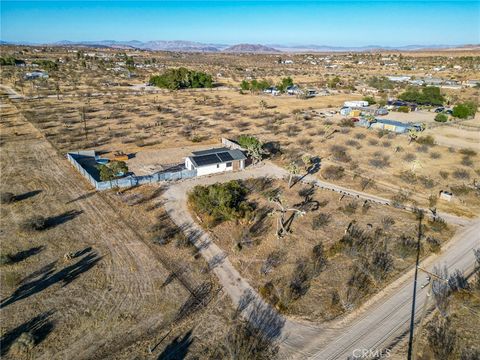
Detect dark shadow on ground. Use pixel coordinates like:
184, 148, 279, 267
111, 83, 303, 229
0, 248, 101, 309
14, 190, 42, 202
66, 192, 96, 204
45, 210, 83, 228
11, 246, 44, 263
0, 310, 55, 356
157, 329, 193, 360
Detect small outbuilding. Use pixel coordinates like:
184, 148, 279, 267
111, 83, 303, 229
185, 147, 246, 176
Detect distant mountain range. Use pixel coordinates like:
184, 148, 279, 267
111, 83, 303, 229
2, 39, 478, 53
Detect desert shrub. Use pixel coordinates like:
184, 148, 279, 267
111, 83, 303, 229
452, 169, 470, 180
340, 224, 373, 256
322, 165, 345, 180
434, 113, 448, 122
369, 154, 390, 168
461, 348, 480, 360
368, 138, 379, 146
382, 140, 391, 147
376, 129, 388, 138
312, 213, 331, 229
339, 118, 355, 127
430, 152, 441, 159
429, 194, 438, 208
426, 236, 441, 253
459, 148, 477, 157
188, 181, 252, 227
0, 192, 15, 204
417, 135, 436, 146
461, 156, 473, 167
261, 251, 284, 275
448, 270, 469, 292
399, 170, 417, 184
381, 216, 395, 230
259, 281, 279, 306
416, 145, 429, 153
395, 234, 418, 258
340, 201, 358, 215
369, 250, 393, 281
429, 217, 448, 232
418, 175, 435, 189
403, 153, 416, 162
426, 316, 456, 360
289, 259, 312, 300
345, 139, 360, 148
354, 133, 366, 140
450, 184, 472, 195
439, 171, 449, 180
311, 242, 327, 275
330, 145, 351, 163
21, 216, 47, 231
346, 263, 372, 303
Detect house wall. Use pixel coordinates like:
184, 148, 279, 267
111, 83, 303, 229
185, 157, 194, 170
196, 162, 233, 176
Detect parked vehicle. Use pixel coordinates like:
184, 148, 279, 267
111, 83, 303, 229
435, 107, 445, 113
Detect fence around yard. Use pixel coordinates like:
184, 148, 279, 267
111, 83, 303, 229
67, 150, 197, 190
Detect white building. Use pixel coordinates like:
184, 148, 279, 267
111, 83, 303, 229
185, 148, 246, 177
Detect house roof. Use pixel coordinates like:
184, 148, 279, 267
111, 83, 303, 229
375, 119, 410, 128
189, 148, 246, 167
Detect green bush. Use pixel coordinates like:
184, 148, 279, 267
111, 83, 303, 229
397, 106, 410, 113
188, 180, 252, 227
452, 101, 477, 119
434, 113, 448, 122
399, 86, 444, 105
150, 67, 213, 90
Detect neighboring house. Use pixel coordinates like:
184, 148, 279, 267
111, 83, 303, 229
464, 80, 480, 88
286, 85, 302, 95
24, 71, 48, 80
369, 119, 411, 133
185, 147, 246, 177
387, 75, 411, 82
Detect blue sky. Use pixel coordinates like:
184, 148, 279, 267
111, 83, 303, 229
1, 1, 479, 46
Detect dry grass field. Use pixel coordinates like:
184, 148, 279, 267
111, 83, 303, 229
0, 97, 233, 359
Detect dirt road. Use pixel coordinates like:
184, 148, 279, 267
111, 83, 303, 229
162, 163, 479, 359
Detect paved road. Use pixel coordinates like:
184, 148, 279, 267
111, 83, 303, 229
162, 162, 479, 360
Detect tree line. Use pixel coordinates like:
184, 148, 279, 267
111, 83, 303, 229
149, 67, 213, 90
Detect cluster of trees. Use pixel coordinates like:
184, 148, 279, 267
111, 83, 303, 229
399, 86, 444, 105
0, 56, 19, 66
149, 67, 213, 90
240, 79, 270, 92
240, 77, 294, 93
368, 76, 394, 90
188, 180, 252, 227
452, 101, 477, 119
32, 59, 58, 71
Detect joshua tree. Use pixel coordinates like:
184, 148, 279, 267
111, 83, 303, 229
268, 196, 305, 238
286, 161, 301, 188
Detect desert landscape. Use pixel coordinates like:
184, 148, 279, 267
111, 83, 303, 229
1, 15, 479, 360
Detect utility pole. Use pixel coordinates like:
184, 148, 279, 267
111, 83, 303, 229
411, 267, 449, 360
82, 106, 87, 141
407, 210, 424, 360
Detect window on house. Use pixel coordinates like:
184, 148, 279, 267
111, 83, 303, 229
226, 162, 232, 167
